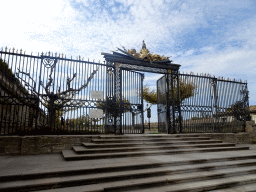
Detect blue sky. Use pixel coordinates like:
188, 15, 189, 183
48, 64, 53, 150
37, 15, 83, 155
1, 0, 256, 112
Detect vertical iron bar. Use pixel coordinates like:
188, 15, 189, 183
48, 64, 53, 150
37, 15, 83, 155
166, 73, 171, 134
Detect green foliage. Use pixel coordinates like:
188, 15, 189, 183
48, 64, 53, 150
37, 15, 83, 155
0, 59, 28, 97
0, 59, 15, 79
172, 80, 196, 104
227, 101, 250, 121
143, 79, 196, 105
70, 114, 90, 126
96, 98, 131, 116
143, 85, 157, 105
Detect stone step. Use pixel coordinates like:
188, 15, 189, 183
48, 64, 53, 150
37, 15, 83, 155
2, 158, 256, 192
99, 134, 202, 139
63, 146, 249, 160
102, 168, 256, 192
2, 155, 256, 182
82, 139, 224, 148
127, 174, 256, 192
33, 184, 104, 192
74, 143, 236, 154
91, 136, 212, 143
210, 183, 256, 192
12, 166, 256, 192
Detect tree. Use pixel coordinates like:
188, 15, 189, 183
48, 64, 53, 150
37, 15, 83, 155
143, 79, 196, 106
227, 101, 249, 121
96, 98, 131, 117
16, 61, 99, 131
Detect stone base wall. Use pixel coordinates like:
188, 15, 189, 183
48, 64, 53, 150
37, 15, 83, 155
0, 135, 99, 155
1, 121, 256, 155
198, 133, 253, 144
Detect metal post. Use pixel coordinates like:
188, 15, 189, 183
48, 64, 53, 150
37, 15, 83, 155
166, 73, 171, 134
176, 71, 182, 133
141, 73, 144, 133
147, 106, 151, 130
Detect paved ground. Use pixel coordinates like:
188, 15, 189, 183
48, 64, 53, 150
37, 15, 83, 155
1, 143, 256, 179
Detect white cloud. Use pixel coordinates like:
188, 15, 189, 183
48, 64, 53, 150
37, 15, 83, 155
1, 0, 256, 105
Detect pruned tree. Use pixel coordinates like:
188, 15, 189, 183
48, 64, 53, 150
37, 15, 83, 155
227, 101, 249, 121
143, 79, 196, 107
16, 63, 99, 129
96, 98, 131, 117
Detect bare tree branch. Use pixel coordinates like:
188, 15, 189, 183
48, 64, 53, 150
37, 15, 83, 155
44, 66, 55, 95
56, 67, 99, 97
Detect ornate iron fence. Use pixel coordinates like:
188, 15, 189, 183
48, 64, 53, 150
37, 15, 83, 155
157, 73, 249, 133
0, 48, 145, 135
0, 50, 108, 135
0, 47, 249, 135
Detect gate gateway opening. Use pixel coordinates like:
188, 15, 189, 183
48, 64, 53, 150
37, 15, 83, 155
102, 50, 181, 134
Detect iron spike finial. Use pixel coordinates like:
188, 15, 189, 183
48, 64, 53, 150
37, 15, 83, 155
5, 46, 7, 52
48, 51, 50, 56
61, 53, 64, 58
13, 48, 15, 53
20, 49, 22, 54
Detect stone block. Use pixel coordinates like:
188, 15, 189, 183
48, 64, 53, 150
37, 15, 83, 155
246, 121, 255, 133
236, 133, 252, 144
52, 145, 69, 153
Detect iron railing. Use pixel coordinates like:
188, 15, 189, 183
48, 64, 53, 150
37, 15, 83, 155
157, 73, 249, 133
1, 47, 249, 135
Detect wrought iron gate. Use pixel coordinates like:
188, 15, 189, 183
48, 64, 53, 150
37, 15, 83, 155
179, 73, 249, 133
121, 70, 144, 134
157, 72, 249, 133
157, 75, 168, 133
104, 61, 144, 134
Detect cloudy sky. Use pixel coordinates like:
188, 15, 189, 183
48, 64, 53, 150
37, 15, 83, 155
1, 0, 256, 108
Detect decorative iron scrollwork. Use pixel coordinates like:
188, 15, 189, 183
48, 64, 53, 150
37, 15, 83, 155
42, 58, 57, 68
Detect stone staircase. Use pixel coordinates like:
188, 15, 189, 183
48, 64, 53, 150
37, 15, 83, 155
62, 135, 248, 161
1, 134, 256, 192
